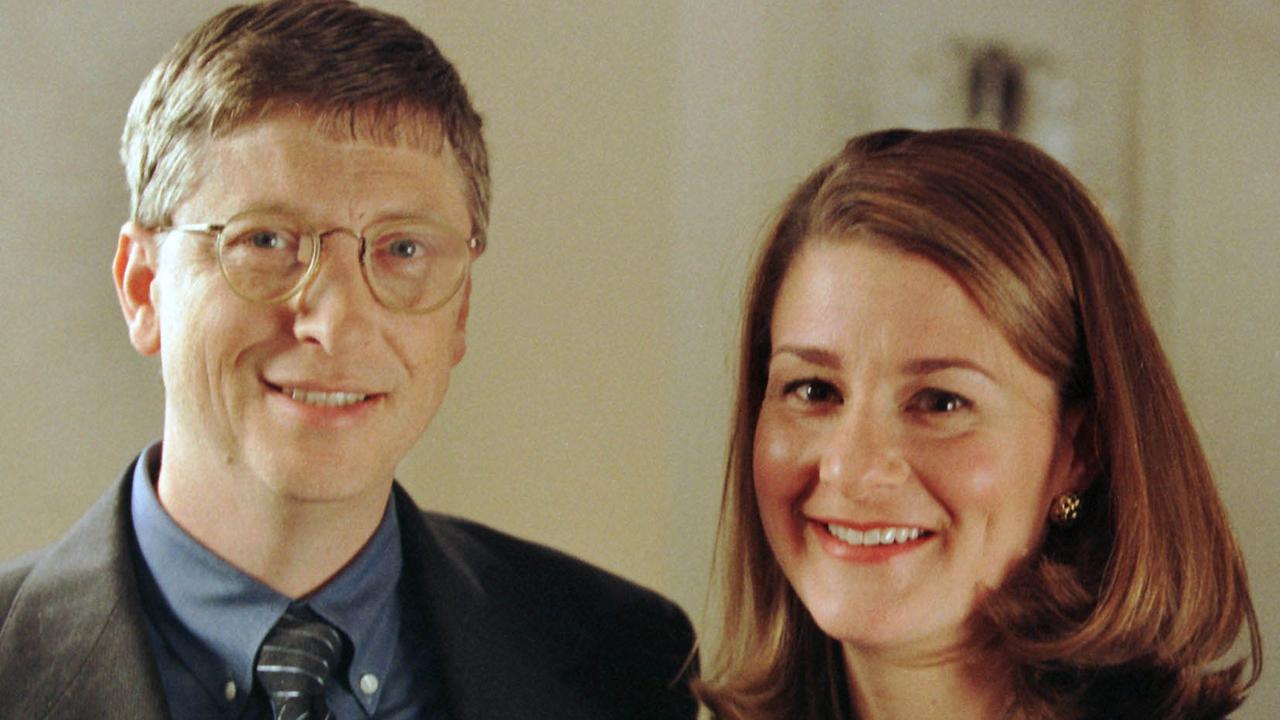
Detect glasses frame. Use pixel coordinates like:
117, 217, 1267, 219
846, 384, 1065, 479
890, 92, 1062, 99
154, 211, 481, 314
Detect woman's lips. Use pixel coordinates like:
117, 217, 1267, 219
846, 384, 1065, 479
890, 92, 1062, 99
811, 519, 936, 563
825, 523, 928, 546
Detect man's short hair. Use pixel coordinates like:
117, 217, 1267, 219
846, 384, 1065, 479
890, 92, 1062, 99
121, 0, 490, 248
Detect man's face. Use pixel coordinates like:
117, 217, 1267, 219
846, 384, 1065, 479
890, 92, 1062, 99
119, 113, 472, 506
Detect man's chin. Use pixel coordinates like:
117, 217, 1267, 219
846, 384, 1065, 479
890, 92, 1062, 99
255, 462, 394, 507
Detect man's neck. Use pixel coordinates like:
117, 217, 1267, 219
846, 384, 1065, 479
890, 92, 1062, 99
154, 446, 392, 599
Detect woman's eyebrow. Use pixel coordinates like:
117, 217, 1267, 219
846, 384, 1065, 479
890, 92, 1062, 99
769, 349, 1001, 382
769, 345, 841, 369
902, 356, 998, 383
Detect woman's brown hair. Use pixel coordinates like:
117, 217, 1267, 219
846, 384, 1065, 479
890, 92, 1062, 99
698, 128, 1261, 719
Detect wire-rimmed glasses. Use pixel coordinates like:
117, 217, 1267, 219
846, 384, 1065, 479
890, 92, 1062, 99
154, 210, 479, 314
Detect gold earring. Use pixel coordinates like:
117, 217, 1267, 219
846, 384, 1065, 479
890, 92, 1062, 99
1049, 492, 1082, 527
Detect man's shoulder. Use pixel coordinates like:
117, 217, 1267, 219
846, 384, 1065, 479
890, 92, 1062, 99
0, 546, 51, 623
416, 510, 684, 619
408, 509, 699, 718
0, 475, 132, 639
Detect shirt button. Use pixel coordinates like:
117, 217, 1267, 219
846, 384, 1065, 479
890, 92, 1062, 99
359, 673, 380, 695
224, 680, 237, 701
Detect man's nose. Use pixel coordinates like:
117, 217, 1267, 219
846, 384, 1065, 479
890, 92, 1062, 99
817, 401, 909, 497
289, 234, 377, 352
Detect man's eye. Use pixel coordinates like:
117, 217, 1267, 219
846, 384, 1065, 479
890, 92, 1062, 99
908, 389, 970, 414
784, 379, 840, 404
242, 230, 291, 250
391, 238, 422, 257
387, 238, 423, 259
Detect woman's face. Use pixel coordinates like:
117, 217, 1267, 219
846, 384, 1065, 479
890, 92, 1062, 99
753, 239, 1080, 656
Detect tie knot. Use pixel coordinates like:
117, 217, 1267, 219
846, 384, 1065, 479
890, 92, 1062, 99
255, 603, 346, 720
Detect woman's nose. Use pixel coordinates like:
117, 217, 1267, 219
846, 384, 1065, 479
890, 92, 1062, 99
817, 402, 909, 497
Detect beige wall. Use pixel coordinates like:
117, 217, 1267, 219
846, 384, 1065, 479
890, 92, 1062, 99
2, 1, 1275, 714
1134, 1, 1280, 711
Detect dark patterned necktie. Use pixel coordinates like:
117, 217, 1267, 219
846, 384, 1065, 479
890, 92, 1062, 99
255, 603, 347, 720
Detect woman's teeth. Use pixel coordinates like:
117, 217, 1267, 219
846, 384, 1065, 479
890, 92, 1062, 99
286, 388, 367, 407
826, 524, 924, 546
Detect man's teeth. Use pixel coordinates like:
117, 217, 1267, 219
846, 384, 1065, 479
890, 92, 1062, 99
285, 388, 367, 407
826, 524, 924, 546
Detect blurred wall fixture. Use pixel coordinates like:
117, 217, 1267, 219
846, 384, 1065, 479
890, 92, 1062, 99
967, 43, 1026, 133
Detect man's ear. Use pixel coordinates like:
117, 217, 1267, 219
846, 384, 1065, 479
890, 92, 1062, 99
113, 222, 161, 356
451, 277, 471, 366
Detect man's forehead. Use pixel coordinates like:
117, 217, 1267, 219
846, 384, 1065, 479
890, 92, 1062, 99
214, 102, 451, 156
177, 111, 470, 232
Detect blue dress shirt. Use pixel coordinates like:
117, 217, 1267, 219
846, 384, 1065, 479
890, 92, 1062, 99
129, 443, 447, 719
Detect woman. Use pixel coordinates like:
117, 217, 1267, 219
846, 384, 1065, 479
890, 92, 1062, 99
697, 129, 1261, 719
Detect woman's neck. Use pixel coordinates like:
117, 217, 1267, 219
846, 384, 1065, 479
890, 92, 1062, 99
842, 641, 1016, 720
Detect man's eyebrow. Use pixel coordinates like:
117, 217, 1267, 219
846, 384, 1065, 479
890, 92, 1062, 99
902, 357, 998, 382
232, 202, 303, 217
769, 345, 840, 368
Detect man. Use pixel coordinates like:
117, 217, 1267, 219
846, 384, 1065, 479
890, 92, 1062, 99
0, 2, 696, 718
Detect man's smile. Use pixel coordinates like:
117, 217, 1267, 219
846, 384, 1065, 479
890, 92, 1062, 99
281, 387, 369, 408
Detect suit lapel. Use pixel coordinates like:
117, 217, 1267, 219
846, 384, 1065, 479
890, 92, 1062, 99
0, 466, 168, 720
394, 488, 602, 720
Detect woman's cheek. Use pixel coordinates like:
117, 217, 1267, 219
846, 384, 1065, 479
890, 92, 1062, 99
753, 411, 815, 508
907, 436, 1005, 511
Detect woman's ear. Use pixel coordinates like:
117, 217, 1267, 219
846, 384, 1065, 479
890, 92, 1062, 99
1054, 404, 1093, 495
114, 222, 161, 356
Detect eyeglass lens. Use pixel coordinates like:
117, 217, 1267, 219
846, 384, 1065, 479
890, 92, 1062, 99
216, 213, 470, 311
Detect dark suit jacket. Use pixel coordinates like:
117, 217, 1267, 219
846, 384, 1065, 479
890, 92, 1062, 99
0, 460, 698, 719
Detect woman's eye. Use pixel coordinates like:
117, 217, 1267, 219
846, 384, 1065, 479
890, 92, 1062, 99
784, 379, 840, 405
908, 389, 970, 414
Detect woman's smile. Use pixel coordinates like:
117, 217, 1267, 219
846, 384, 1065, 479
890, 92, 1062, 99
753, 239, 1080, 654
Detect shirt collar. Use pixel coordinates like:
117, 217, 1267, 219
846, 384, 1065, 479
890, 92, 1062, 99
130, 442, 404, 713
